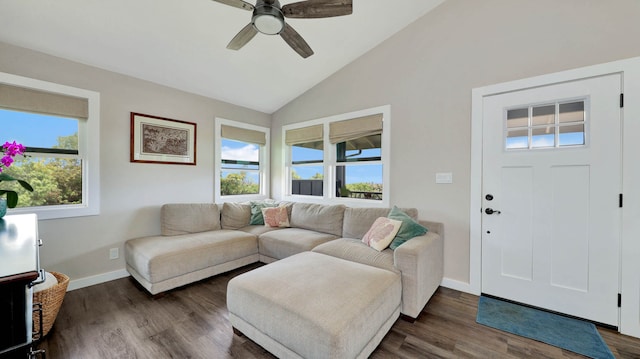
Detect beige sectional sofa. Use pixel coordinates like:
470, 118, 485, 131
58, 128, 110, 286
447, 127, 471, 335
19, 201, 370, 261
125, 201, 443, 320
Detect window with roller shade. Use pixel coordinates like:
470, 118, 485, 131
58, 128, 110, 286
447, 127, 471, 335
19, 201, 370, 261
286, 124, 324, 197
215, 118, 270, 202
0, 72, 100, 219
330, 114, 384, 201
283, 105, 390, 206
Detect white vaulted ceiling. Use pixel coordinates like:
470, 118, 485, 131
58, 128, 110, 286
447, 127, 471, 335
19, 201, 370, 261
0, 0, 445, 113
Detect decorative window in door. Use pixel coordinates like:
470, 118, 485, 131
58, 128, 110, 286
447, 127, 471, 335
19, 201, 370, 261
505, 100, 586, 150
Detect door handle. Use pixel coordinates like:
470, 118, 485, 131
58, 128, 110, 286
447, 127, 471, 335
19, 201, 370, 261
485, 208, 501, 215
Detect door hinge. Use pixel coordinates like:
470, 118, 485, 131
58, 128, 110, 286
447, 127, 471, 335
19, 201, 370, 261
619, 193, 623, 208
618, 293, 622, 308
620, 93, 624, 108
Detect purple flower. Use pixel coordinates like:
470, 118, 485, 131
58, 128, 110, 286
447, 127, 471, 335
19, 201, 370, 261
1, 155, 14, 168
3, 141, 26, 157
0, 140, 32, 208
0, 140, 27, 171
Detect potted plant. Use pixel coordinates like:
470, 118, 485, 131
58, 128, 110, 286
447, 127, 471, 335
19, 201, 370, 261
0, 141, 33, 217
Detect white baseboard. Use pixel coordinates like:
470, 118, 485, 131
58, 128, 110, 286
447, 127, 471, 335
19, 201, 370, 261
66, 271, 476, 295
67, 269, 130, 291
441, 277, 478, 295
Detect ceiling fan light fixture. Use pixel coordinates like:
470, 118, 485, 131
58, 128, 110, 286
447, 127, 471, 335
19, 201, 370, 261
213, 0, 353, 58
253, 13, 284, 35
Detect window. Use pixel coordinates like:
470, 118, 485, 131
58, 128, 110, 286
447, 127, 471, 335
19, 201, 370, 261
336, 134, 383, 200
0, 110, 82, 206
0, 72, 100, 219
221, 138, 260, 196
286, 124, 324, 197
506, 100, 586, 150
283, 105, 390, 207
331, 114, 384, 201
215, 118, 269, 202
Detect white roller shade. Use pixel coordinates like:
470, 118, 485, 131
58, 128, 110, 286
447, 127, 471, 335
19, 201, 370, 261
0, 83, 88, 119
221, 124, 266, 145
329, 113, 383, 144
285, 124, 323, 148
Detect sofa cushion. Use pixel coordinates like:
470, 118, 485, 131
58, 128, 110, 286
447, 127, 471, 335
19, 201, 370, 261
277, 201, 294, 218
161, 203, 221, 236
125, 230, 258, 283
388, 206, 428, 250
342, 207, 418, 239
290, 202, 346, 237
221, 202, 251, 229
362, 217, 402, 251
313, 238, 397, 273
259, 228, 338, 260
237, 224, 282, 236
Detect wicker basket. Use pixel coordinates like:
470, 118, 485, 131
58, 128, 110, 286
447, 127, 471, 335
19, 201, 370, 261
33, 271, 69, 337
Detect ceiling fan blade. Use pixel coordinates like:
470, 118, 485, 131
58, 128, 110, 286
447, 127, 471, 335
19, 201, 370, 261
282, 0, 352, 19
227, 23, 258, 50
211, 0, 254, 11
280, 23, 314, 58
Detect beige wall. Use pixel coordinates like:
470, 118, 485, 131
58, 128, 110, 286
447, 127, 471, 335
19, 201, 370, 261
0, 42, 271, 281
271, 0, 640, 285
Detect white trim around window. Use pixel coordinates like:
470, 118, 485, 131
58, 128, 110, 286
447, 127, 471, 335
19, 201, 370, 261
282, 105, 391, 208
0, 71, 100, 220
214, 118, 270, 203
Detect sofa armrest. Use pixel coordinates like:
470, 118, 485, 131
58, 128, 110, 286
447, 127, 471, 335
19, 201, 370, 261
393, 228, 443, 319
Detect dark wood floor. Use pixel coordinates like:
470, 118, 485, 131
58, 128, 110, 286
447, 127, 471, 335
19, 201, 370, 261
37, 263, 640, 358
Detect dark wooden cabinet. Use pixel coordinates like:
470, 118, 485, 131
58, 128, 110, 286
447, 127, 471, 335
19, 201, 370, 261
0, 214, 44, 359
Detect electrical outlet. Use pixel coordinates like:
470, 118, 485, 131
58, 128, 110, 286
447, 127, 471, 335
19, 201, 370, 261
109, 247, 119, 260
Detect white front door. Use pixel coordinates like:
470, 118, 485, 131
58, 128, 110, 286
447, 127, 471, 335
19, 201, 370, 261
481, 74, 621, 326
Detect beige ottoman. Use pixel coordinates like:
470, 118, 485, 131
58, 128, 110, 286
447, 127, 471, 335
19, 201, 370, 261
227, 251, 401, 359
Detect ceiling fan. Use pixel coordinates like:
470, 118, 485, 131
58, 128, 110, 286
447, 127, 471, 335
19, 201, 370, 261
212, 0, 353, 58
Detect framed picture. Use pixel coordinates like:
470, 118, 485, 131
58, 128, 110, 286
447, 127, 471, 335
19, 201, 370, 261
130, 112, 197, 165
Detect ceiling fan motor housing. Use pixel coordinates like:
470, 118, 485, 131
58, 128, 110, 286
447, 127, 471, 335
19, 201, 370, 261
252, 0, 285, 35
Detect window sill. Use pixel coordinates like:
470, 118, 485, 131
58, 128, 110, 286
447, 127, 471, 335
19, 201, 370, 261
8, 204, 99, 220
217, 194, 270, 204
282, 195, 389, 208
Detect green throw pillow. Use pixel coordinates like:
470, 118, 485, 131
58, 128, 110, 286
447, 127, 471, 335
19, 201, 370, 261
249, 201, 277, 225
388, 206, 428, 250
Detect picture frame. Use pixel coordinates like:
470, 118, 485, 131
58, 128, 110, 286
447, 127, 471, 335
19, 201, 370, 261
130, 112, 197, 165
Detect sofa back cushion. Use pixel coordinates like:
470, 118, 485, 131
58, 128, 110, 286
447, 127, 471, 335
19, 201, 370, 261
290, 203, 346, 237
161, 203, 221, 236
342, 207, 418, 239
221, 202, 251, 229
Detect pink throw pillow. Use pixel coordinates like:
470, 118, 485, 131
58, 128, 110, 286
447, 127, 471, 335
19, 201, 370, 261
361, 217, 402, 251
261, 206, 290, 228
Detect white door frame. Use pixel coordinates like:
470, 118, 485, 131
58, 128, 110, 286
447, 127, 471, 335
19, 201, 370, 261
470, 56, 640, 338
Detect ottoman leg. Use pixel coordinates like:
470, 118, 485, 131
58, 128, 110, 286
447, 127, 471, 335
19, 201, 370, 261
400, 313, 417, 323
233, 327, 245, 337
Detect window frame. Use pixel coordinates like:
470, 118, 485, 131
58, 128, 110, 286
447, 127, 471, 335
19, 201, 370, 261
0, 71, 100, 220
214, 118, 270, 203
282, 105, 391, 208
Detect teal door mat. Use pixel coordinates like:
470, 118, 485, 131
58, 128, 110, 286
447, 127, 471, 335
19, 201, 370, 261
476, 295, 614, 359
